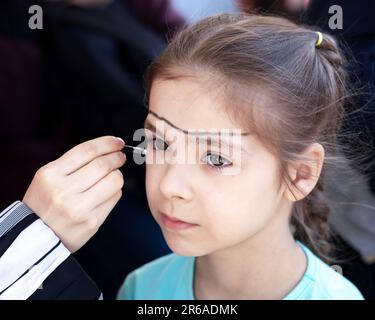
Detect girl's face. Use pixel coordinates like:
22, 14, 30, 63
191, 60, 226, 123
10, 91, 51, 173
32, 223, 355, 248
145, 77, 291, 256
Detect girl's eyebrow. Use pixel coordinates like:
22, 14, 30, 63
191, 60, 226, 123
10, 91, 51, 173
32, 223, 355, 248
144, 112, 250, 154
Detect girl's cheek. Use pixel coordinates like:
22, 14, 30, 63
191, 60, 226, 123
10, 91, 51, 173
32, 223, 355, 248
145, 167, 157, 194
146, 165, 165, 198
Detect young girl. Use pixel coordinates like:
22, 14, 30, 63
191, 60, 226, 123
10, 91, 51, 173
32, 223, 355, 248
117, 13, 364, 300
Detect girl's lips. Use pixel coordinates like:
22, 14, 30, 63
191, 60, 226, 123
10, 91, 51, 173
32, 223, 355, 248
160, 212, 198, 230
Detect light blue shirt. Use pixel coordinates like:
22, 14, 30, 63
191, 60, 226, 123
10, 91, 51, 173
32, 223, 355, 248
117, 242, 364, 300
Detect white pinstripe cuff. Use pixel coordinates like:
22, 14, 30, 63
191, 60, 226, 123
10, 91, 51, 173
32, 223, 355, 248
0, 202, 71, 300
0, 201, 33, 238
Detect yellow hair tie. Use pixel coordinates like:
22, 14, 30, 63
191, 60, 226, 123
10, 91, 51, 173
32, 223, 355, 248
315, 31, 323, 47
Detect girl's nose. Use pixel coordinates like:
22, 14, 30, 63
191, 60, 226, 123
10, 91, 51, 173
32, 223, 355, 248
159, 164, 194, 202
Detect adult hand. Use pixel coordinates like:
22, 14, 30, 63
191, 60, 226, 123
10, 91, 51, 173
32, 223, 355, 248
23, 136, 126, 252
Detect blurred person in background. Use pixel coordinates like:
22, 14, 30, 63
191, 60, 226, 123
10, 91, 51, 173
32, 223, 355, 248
0, 0, 185, 298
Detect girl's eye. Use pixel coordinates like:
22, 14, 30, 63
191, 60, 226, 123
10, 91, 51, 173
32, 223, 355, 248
147, 136, 169, 151
203, 152, 232, 170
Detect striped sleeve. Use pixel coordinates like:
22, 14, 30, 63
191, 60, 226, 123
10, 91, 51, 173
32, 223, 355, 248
0, 201, 102, 300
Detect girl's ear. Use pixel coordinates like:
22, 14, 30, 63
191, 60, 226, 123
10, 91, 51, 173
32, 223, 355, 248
284, 143, 325, 202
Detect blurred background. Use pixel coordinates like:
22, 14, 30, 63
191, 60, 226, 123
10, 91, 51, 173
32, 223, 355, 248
0, 0, 374, 299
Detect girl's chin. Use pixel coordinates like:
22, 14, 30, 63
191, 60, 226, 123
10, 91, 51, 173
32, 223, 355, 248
162, 232, 207, 257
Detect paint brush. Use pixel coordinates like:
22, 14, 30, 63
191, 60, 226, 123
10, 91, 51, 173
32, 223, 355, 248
123, 144, 147, 156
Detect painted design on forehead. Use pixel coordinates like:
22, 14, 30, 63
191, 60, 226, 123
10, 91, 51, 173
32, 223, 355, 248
147, 110, 252, 136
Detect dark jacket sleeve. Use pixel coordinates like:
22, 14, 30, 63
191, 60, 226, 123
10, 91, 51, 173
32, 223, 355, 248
0, 201, 101, 300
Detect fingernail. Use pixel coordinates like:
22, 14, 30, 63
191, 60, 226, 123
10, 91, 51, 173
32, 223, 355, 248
115, 137, 125, 145
122, 151, 127, 161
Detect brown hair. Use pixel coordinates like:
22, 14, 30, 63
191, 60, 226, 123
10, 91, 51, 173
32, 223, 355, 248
144, 13, 364, 263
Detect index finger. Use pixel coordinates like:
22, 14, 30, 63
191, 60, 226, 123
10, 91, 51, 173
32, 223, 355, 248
54, 136, 125, 175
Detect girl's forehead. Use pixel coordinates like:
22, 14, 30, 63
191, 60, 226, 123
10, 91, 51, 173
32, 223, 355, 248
149, 77, 249, 132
